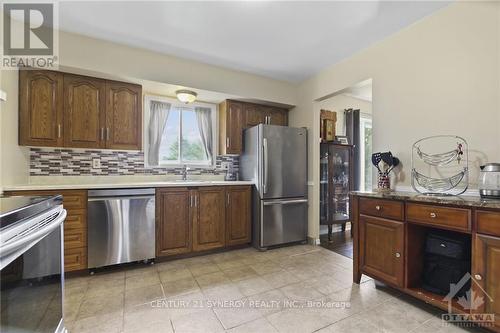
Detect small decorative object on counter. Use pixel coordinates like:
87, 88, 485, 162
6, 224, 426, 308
378, 173, 391, 190
372, 151, 400, 192
479, 163, 500, 199
320, 109, 337, 142
411, 135, 468, 196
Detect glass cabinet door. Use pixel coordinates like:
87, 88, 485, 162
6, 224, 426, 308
328, 145, 352, 223
320, 144, 330, 224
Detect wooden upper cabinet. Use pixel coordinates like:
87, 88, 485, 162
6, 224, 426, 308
105, 81, 142, 150
219, 100, 244, 154
219, 100, 289, 154
244, 104, 288, 128
156, 188, 192, 257
359, 215, 404, 287
268, 108, 288, 126
244, 103, 265, 128
63, 74, 105, 148
262, 107, 288, 126
473, 234, 500, 328
193, 187, 226, 252
19, 69, 143, 150
226, 186, 252, 246
19, 69, 63, 146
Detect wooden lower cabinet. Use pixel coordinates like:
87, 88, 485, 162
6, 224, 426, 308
5, 189, 88, 272
353, 194, 500, 331
156, 188, 192, 256
193, 187, 226, 252
226, 186, 252, 246
156, 186, 252, 257
473, 234, 500, 328
64, 248, 88, 272
359, 215, 404, 287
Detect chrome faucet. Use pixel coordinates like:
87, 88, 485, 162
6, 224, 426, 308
181, 165, 190, 181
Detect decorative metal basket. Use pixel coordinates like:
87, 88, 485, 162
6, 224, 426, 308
411, 135, 468, 195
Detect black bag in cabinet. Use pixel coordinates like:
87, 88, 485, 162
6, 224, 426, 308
421, 231, 471, 297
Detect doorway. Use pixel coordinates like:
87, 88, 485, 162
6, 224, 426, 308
317, 79, 373, 258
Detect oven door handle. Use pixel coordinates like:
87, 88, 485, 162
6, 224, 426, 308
0, 209, 67, 266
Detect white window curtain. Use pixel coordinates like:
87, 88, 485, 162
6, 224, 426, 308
194, 106, 213, 164
148, 101, 171, 166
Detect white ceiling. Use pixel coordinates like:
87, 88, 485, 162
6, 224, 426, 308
58, 1, 450, 83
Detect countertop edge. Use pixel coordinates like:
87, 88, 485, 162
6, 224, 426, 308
3, 181, 255, 191
350, 191, 500, 210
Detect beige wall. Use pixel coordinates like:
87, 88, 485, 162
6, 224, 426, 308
1, 70, 30, 187
57, 31, 297, 105
289, 1, 500, 241
0, 28, 298, 186
0, 70, 2, 191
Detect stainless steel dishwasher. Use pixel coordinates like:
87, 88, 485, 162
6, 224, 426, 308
87, 188, 155, 268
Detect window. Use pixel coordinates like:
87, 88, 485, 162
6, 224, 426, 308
144, 96, 217, 167
360, 114, 373, 191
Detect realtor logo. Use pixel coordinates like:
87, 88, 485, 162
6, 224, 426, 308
2, 2, 58, 69
442, 273, 495, 328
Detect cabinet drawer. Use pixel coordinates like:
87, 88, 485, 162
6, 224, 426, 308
5, 190, 86, 208
64, 228, 87, 249
476, 210, 500, 237
64, 210, 86, 230
64, 247, 87, 271
359, 198, 404, 221
62, 193, 87, 209
406, 203, 471, 232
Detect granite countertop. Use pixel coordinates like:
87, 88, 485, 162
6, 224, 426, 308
3, 180, 255, 191
351, 191, 500, 210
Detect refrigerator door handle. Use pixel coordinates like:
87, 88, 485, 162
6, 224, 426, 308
263, 138, 269, 194
263, 199, 308, 206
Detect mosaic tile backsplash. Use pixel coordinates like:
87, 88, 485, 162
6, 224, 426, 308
30, 148, 239, 176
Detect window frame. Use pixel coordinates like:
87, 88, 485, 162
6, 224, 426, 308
143, 95, 218, 168
359, 113, 373, 191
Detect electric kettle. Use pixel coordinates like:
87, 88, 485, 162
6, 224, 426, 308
479, 163, 500, 198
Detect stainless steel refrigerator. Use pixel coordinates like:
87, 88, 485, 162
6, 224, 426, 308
240, 124, 308, 250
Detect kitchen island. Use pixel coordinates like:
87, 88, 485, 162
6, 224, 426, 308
350, 191, 500, 331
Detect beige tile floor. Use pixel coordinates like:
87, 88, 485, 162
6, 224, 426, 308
64, 245, 485, 333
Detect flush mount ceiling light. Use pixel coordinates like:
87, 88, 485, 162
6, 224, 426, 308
176, 89, 197, 104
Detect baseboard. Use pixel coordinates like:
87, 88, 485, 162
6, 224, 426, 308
307, 237, 320, 245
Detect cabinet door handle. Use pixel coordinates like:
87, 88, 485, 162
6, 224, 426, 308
375, 205, 381, 211
474, 274, 482, 281
190, 195, 193, 207
57, 124, 62, 138
226, 137, 230, 148
195, 195, 198, 207
430, 212, 437, 218
100, 128, 105, 141
226, 193, 230, 207
106, 127, 110, 141
395, 252, 401, 258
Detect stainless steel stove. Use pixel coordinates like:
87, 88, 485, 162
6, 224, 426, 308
0, 194, 67, 333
